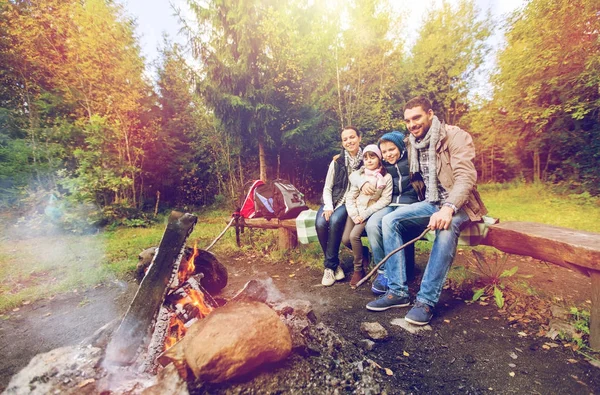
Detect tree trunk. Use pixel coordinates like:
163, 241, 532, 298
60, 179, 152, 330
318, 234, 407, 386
533, 149, 540, 182
335, 42, 344, 129
276, 153, 281, 180
491, 144, 495, 182
259, 138, 267, 182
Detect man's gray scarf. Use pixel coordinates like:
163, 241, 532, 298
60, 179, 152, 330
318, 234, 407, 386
409, 115, 441, 203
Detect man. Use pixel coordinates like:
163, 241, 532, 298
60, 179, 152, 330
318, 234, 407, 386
366, 96, 487, 325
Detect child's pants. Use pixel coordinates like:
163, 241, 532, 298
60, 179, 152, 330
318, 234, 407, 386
341, 216, 368, 272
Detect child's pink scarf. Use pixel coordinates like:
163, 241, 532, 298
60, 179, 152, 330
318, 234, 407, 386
364, 168, 386, 189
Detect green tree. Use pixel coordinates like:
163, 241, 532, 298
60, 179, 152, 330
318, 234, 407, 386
406, 0, 492, 125
492, 0, 600, 189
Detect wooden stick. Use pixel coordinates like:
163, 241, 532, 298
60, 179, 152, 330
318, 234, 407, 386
355, 227, 431, 289
205, 217, 236, 251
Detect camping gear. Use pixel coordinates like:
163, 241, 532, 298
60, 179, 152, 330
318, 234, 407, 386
239, 180, 265, 219
253, 179, 308, 220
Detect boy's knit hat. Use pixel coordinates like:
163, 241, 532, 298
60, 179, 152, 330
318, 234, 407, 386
363, 144, 382, 160
378, 131, 406, 151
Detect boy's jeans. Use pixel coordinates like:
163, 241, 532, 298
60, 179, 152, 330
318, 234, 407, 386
381, 201, 470, 306
315, 204, 348, 269
366, 205, 415, 277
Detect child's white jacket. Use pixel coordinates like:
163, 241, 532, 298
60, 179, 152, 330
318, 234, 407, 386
346, 167, 392, 223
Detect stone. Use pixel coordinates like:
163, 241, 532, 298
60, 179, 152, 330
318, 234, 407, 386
360, 322, 388, 341
273, 298, 316, 323
183, 301, 292, 383
5, 346, 104, 394
142, 363, 189, 395
390, 318, 432, 334
550, 305, 570, 320
136, 247, 158, 281
230, 278, 284, 305
546, 319, 578, 340
359, 339, 376, 351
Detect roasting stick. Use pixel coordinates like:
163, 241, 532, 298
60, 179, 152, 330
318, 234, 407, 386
354, 227, 432, 289
205, 217, 236, 251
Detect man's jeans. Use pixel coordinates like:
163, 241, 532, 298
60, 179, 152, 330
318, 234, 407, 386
381, 201, 471, 306
365, 205, 415, 276
316, 204, 348, 269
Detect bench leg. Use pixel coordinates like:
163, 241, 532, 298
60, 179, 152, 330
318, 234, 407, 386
590, 270, 600, 351
278, 228, 298, 250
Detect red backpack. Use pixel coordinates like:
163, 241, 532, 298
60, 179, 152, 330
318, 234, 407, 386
239, 180, 265, 219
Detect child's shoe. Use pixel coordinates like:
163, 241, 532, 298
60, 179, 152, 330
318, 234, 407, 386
350, 269, 365, 288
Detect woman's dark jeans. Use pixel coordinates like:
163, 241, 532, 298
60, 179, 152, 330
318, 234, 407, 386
315, 204, 348, 269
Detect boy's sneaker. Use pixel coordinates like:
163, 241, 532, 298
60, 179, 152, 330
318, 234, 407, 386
405, 301, 434, 325
371, 273, 388, 295
366, 291, 410, 311
334, 265, 345, 281
322, 269, 336, 286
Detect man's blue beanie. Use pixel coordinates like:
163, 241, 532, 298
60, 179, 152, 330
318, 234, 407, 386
379, 131, 406, 152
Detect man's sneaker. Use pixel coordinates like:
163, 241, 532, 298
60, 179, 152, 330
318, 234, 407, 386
334, 265, 345, 281
322, 268, 336, 286
405, 301, 434, 325
371, 273, 388, 295
349, 269, 365, 288
366, 291, 410, 311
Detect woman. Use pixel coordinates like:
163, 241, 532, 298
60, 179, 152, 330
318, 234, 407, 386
316, 126, 363, 286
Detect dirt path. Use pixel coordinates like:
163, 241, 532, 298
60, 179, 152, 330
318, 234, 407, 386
1, 249, 598, 393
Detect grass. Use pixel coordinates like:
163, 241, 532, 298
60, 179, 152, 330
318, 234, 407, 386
478, 182, 600, 233
0, 182, 598, 313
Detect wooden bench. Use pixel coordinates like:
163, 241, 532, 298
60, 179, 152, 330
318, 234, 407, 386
235, 217, 298, 250
235, 217, 600, 349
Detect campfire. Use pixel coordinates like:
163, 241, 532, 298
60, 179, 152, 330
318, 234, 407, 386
5, 211, 389, 395
4, 211, 299, 394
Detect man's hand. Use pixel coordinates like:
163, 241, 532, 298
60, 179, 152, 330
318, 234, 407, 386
323, 210, 333, 222
361, 183, 376, 195
428, 206, 454, 230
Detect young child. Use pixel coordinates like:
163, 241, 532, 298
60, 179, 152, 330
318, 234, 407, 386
342, 145, 393, 288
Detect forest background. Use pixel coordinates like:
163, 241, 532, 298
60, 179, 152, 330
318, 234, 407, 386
1, 0, 598, 229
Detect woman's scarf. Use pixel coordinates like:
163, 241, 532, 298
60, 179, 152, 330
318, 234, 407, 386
409, 115, 441, 203
365, 168, 386, 189
345, 147, 363, 172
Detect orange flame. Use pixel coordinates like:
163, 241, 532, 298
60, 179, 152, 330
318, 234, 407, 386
178, 241, 199, 283
164, 286, 213, 350
165, 315, 186, 350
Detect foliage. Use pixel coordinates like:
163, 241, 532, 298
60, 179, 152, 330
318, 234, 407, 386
469, 250, 532, 308
1, 0, 598, 215
480, 0, 600, 190
559, 307, 591, 351
406, 0, 492, 125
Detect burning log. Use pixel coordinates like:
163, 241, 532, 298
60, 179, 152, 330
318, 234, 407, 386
105, 211, 198, 366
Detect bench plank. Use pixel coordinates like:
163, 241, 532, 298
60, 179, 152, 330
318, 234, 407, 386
481, 221, 600, 274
